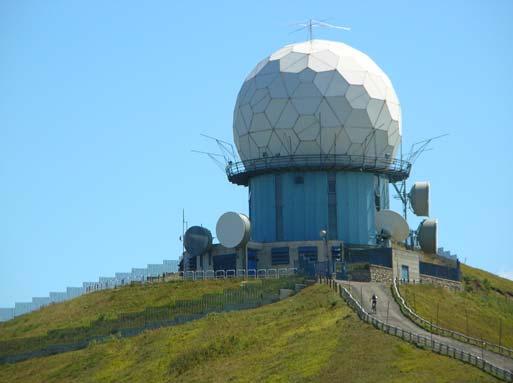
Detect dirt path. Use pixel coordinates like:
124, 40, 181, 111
336, 280, 513, 372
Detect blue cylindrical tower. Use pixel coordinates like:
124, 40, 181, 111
248, 171, 390, 244
227, 40, 410, 245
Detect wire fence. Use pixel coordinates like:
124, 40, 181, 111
320, 277, 513, 382
392, 279, 513, 359
0, 276, 304, 364
180, 268, 298, 281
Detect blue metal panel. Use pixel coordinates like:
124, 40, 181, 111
249, 171, 376, 245
376, 175, 390, 210
282, 172, 328, 241
249, 174, 276, 242
336, 172, 375, 244
248, 249, 258, 270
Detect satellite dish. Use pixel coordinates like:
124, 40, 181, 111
409, 181, 430, 217
375, 210, 410, 242
184, 226, 213, 257
216, 212, 251, 248
417, 219, 438, 254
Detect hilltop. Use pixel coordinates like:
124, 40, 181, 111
0, 273, 508, 383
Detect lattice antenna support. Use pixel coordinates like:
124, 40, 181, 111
200, 133, 238, 163
406, 133, 448, 165
391, 134, 447, 222
191, 150, 227, 173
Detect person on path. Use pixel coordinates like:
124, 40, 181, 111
371, 293, 378, 313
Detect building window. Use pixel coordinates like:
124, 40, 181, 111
271, 247, 290, 265
213, 254, 237, 271
298, 246, 318, 262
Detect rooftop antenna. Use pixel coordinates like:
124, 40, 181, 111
406, 133, 449, 165
191, 150, 227, 173
200, 133, 237, 163
392, 133, 448, 221
181, 209, 185, 257
291, 19, 351, 41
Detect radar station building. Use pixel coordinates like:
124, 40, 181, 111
185, 39, 460, 286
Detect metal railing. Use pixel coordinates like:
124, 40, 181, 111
321, 278, 513, 382
180, 268, 298, 281
226, 154, 411, 185
392, 279, 513, 359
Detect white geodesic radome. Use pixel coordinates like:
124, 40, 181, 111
233, 39, 401, 161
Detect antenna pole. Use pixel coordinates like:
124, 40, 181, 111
403, 180, 407, 221
400, 132, 407, 221
182, 209, 185, 265
291, 19, 351, 42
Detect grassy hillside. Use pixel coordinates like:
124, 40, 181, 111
0, 279, 243, 341
400, 264, 513, 348
0, 284, 500, 383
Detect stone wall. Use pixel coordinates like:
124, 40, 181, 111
364, 265, 460, 289
370, 265, 393, 283
420, 274, 462, 291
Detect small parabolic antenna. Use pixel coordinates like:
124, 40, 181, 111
375, 209, 410, 242
184, 226, 213, 257
408, 181, 430, 217
216, 212, 251, 248
417, 219, 438, 254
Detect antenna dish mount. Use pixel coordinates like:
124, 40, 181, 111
375, 209, 410, 242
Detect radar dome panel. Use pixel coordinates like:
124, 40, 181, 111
233, 40, 401, 161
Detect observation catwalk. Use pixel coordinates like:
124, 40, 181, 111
337, 280, 513, 372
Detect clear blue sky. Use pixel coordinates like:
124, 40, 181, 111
1, 0, 512, 307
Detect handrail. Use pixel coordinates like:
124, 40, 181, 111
323, 278, 513, 382
226, 154, 411, 185
392, 279, 513, 359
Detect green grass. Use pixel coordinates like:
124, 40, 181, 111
0, 284, 500, 383
0, 279, 243, 341
400, 264, 513, 348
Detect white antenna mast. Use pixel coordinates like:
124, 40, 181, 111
291, 19, 351, 41
200, 133, 237, 163
392, 133, 449, 221
406, 133, 449, 165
